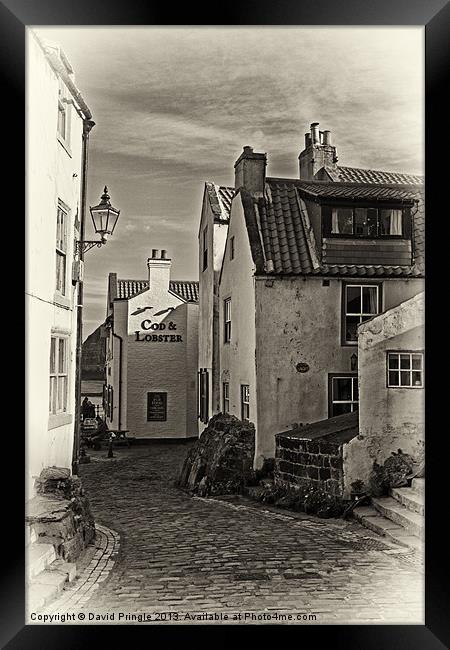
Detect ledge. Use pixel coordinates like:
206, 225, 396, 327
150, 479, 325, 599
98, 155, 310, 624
48, 412, 73, 430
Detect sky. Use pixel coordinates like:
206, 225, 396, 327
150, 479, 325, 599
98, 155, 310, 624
33, 27, 424, 339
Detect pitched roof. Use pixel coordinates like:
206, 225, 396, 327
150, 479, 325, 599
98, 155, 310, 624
277, 411, 359, 445
246, 178, 424, 278
205, 182, 235, 222
294, 179, 420, 202
116, 279, 199, 303
337, 166, 423, 186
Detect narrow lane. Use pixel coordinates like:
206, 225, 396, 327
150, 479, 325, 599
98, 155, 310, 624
70, 443, 422, 624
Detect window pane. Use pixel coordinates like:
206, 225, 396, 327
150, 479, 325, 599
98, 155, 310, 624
337, 208, 353, 234
333, 403, 352, 416
400, 371, 411, 386
400, 354, 411, 369
49, 376, 55, 412
346, 286, 361, 314
333, 378, 352, 401
58, 105, 66, 139
345, 316, 359, 342
367, 208, 378, 236
412, 371, 422, 386
380, 209, 392, 235
412, 354, 422, 370
362, 286, 378, 314
56, 252, 66, 294
388, 371, 399, 386
388, 354, 399, 369
61, 377, 68, 411
58, 339, 66, 373
50, 338, 56, 373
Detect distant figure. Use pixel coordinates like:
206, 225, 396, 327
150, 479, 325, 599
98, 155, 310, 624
82, 397, 90, 420
87, 400, 96, 418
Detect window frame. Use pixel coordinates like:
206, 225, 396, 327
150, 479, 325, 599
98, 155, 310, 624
55, 201, 69, 297
49, 334, 69, 415
224, 297, 231, 343
322, 202, 411, 240
341, 281, 383, 346
328, 373, 359, 418
386, 351, 424, 389
57, 78, 71, 148
223, 382, 230, 413
240, 384, 250, 421
202, 225, 208, 271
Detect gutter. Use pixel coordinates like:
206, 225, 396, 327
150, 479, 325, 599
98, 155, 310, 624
32, 31, 93, 120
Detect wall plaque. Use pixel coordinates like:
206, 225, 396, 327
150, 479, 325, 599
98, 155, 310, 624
147, 392, 167, 421
296, 362, 310, 373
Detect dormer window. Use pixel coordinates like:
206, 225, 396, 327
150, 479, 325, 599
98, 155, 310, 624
323, 205, 409, 238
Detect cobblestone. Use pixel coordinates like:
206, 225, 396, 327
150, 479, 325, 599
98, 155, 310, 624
45, 443, 424, 624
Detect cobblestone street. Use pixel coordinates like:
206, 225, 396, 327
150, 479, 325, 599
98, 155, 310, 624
51, 443, 423, 624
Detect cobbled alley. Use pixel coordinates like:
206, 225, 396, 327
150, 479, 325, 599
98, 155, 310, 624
39, 443, 423, 625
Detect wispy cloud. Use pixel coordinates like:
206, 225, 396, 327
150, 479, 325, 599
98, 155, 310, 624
33, 26, 423, 338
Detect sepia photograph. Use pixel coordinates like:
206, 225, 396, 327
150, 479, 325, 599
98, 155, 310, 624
24, 23, 427, 627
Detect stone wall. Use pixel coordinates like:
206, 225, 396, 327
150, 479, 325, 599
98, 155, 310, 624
178, 413, 255, 495
275, 436, 344, 497
26, 468, 96, 562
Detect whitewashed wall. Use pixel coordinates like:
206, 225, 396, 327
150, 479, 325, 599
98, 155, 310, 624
26, 31, 85, 501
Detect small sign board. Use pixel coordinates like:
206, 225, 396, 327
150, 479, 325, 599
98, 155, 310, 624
147, 392, 167, 421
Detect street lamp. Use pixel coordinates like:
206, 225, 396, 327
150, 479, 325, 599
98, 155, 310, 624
76, 186, 121, 254
73, 184, 121, 474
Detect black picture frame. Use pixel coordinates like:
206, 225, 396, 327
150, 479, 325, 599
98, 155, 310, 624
9, 0, 448, 647
147, 391, 167, 422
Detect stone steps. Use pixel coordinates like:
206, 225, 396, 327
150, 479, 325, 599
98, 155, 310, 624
412, 477, 424, 496
372, 497, 424, 540
354, 481, 425, 552
26, 544, 78, 612
390, 486, 424, 516
27, 543, 56, 580
353, 506, 422, 552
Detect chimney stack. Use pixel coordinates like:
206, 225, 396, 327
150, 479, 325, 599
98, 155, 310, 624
298, 122, 338, 180
234, 145, 267, 195
147, 249, 172, 295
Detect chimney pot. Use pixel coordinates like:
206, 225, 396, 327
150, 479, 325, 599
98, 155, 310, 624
152, 249, 158, 258
161, 249, 167, 259
310, 122, 320, 144
323, 130, 332, 145
243, 145, 254, 154
305, 133, 312, 148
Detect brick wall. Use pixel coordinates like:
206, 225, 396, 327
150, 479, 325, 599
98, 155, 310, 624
275, 435, 344, 497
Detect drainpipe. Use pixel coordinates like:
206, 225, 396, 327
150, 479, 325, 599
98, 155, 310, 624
72, 117, 95, 475
111, 324, 123, 431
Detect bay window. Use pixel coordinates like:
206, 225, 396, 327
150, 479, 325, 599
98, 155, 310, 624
325, 205, 407, 238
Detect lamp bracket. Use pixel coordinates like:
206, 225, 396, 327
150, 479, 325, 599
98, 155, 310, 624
75, 240, 106, 255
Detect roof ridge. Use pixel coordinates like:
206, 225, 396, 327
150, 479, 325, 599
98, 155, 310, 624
339, 164, 424, 177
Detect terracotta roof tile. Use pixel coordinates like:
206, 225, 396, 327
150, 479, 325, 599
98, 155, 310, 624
205, 182, 235, 222
116, 279, 199, 303
337, 166, 423, 185
248, 179, 424, 278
